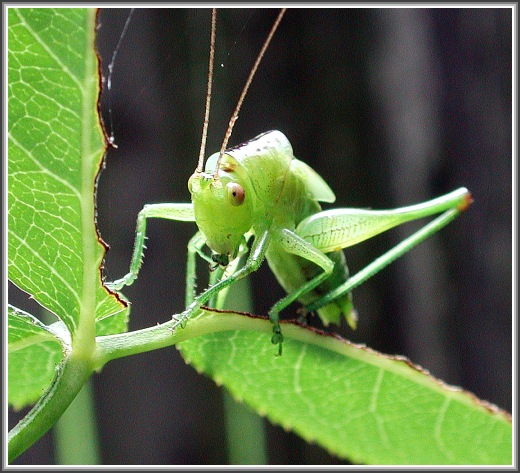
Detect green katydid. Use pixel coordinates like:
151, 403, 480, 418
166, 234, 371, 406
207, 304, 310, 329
106, 9, 472, 355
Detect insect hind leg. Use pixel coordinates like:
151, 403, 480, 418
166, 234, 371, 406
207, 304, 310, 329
306, 207, 466, 313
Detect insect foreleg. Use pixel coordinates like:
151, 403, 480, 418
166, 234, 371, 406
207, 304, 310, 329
186, 231, 208, 306
173, 229, 271, 330
106, 203, 195, 291
306, 206, 465, 313
211, 234, 253, 309
187, 230, 245, 306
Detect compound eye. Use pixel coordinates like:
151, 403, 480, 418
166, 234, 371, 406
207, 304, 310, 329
226, 182, 245, 206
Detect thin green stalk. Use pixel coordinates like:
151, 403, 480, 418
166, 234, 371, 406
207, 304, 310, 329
223, 390, 268, 465
54, 379, 100, 465
93, 309, 271, 368
219, 275, 268, 465
37, 310, 100, 464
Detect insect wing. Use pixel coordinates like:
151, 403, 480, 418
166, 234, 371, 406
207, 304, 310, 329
291, 158, 336, 204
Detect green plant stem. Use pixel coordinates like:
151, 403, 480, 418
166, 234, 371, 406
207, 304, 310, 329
93, 311, 272, 369
8, 354, 93, 463
223, 390, 268, 465
218, 273, 268, 465
8, 310, 270, 464
54, 379, 100, 465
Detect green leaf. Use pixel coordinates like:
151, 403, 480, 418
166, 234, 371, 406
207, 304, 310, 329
8, 8, 128, 414
7, 8, 127, 338
179, 317, 512, 465
8, 305, 68, 410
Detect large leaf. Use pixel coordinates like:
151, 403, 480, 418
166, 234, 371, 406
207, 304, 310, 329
179, 314, 512, 465
8, 8, 126, 336
8, 8, 128, 409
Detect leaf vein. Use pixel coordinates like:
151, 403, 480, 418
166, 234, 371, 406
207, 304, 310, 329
15, 9, 83, 90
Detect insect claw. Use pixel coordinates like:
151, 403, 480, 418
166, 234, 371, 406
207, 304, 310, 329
172, 313, 188, 329
296, 306, 309, 316
296, 310, 309, 325
271, 324, 284, 356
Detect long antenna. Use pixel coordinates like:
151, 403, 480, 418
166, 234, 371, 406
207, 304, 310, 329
196, 8, 217, 174
213, 8, 287, 180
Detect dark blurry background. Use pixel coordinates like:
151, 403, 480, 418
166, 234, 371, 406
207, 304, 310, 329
9, 7, 512, 465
